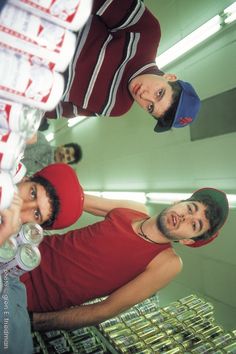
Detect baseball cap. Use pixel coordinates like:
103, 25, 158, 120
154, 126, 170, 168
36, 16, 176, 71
154, 80, 201, 133
35, 163, 84, 229
186, 188, 229, 248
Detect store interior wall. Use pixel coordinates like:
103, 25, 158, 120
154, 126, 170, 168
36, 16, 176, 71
46, 0, 236, 330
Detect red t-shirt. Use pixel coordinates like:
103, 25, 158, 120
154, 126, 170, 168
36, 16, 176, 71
21, 208, 171, 312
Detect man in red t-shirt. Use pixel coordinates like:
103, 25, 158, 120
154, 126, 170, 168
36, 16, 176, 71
23, 188, 228, 331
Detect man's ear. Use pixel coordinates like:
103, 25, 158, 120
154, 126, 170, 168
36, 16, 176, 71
179, 238, 195, 246
163, 73, 178, 82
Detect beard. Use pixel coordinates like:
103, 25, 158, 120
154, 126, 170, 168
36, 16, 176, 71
156, 207, 182, 241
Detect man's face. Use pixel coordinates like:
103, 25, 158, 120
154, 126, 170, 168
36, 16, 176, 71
128, 73, 177, 118
55, 146, 75, 164
156, 201, 210, 241
17, 180, 52, 225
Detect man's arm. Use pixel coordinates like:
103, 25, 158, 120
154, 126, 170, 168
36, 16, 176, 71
92, 0, 145, 31
32, 249, 182, 331
83, 194, 148, 217
0, 193, 22, 246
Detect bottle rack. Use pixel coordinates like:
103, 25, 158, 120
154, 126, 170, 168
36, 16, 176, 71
32, 295, 236, 354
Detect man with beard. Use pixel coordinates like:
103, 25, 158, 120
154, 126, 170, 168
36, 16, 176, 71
22, 188, 229, 331
23, 131, 82, 174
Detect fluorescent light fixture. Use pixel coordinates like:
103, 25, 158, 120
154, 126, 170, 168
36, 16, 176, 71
146, 192, 191, 204
101, 191, 146, 203
226, 194, 236, 208
224, 1, 236, 24
85, 191, 236, 208
68, 116, 87, 127
45, 132, 54, 142
85, 191, 103, 197
156, 15, 222, 69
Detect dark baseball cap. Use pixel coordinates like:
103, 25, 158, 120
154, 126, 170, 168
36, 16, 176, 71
186, 188, 229, 248
154, 80, 201, 133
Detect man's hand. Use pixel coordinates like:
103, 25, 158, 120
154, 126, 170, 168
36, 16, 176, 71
0, 193, 23, 247
26, 133, 38, 145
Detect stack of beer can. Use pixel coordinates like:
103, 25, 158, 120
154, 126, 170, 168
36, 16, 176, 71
31, 294, 236, 353
98, 294, 236, 354
32, 327, 112, 354
0, 222, 43, 293
0, 0, 92, 213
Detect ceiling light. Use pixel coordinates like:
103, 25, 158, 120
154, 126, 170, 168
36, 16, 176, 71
45, 132, 54, 142
101, 192, 146, 203
224, 1, 236, 23
68, 116, 87, 127
156, 15, 222, 69
146, 192, 191, 204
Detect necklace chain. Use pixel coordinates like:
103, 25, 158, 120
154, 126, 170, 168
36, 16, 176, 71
138, 218, 159, 244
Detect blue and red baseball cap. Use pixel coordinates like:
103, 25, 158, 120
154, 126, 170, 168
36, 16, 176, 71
154, 80, 201, 133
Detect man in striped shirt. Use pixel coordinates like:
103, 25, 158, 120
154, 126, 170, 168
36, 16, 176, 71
47, 0, 201, 133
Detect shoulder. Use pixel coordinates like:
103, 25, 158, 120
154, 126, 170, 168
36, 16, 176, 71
147, 247, 183, 275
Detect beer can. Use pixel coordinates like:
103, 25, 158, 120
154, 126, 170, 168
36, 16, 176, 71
0, 47, 64, 111
120, 309, 139, 321
223, 341, 236, 353
179, 294, 198, 305
131, 319, 151, 332
119, 341, 146, 353
1, 243, 41, 276
0, 98, 43, 139
16, 223, 44, 246
145, 310, 169, 324
176, 309, 196, 321
135, 349, 153, 354
0, 236, 18, 263
137, 326, 158, 341
108, 328, 132, 340
9, 0, 93, 32
191, 342, 214, 353
212, 333, 232, 347
102, 322, 126, 334
194, 302, 214, 316
0, 130, 25, 172
112, 333, 138, 347
202, 325, 224, 339
144, 331, 166, 345
99, 318, 121, 331
150, 338, 174, 352
0, 171, 17, 212
125, 315, 146, 327
163, 348, 183, 354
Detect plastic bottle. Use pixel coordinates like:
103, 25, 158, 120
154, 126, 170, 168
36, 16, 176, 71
0, 47, 64, 110
0, 3, 76, 72
9, 0, 93, 31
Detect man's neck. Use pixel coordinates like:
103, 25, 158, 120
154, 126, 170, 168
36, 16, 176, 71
132, 217, 170, 245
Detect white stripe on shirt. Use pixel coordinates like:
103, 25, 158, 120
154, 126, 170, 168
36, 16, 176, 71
102, 33, 140, 116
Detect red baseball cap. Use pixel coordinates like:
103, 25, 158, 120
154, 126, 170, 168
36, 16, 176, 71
35, 163, 84, 229
186, 188, 229, 248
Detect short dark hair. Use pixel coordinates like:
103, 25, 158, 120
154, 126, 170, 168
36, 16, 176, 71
153, 81, 182, 130
63, 143, 83, 164
188, 195, 224, 242
29, 175, 60, 228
